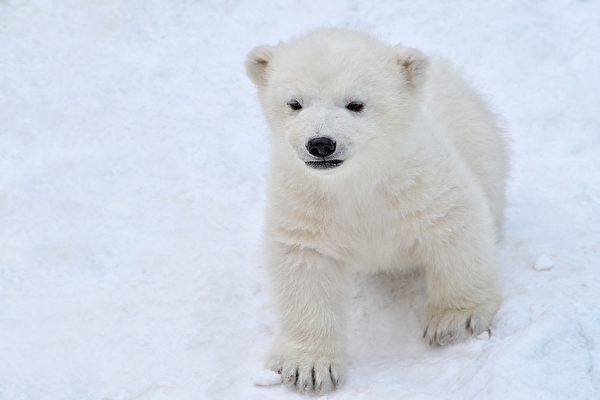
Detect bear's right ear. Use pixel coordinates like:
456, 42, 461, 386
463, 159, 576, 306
245, 45, 275, 87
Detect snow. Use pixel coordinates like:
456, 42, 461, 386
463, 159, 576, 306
533, 254, 554, 271
1, 1, 599, 399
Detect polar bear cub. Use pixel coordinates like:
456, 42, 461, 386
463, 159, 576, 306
246, 29, 507, 394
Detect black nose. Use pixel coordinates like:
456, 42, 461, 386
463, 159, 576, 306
306, 137, 336, 157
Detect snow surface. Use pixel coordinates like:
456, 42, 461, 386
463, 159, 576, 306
1, 1, 599, 399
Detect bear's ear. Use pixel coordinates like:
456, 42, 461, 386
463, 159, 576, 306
393, 45, 428, 89
246, 45, 276, 87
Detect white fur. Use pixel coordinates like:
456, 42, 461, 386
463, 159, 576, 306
246, 29, 507, 395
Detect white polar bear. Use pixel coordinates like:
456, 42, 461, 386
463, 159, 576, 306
246, 29, 507, 395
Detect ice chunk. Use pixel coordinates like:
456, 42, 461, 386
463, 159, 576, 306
477, 330, 490, 340
252, 369, 282, 386
533, 254, 554, 271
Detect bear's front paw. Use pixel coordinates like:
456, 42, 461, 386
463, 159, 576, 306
423, 301, 498, 346
266, 348, 345, 395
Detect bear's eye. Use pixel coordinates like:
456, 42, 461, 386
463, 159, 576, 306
345, 101, 364, 113
287, 100, 302, 111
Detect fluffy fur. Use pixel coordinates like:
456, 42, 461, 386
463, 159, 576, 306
246, 29, 507, 395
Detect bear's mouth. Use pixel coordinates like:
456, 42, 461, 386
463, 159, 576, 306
305, 160, 344, 170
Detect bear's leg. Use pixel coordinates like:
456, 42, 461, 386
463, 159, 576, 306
420, 217, 501, 346
265, 243, 347, 394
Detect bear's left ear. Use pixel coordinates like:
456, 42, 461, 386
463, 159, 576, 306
245, 45, 276, 87
393, 45, 428, 89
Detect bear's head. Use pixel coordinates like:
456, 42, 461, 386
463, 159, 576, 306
246, 29, 428, 176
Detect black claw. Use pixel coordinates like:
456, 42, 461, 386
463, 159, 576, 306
330, 365, 338, 387
465, 316, 472, 330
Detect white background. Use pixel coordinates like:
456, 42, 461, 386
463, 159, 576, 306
1, 1, 599, 399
